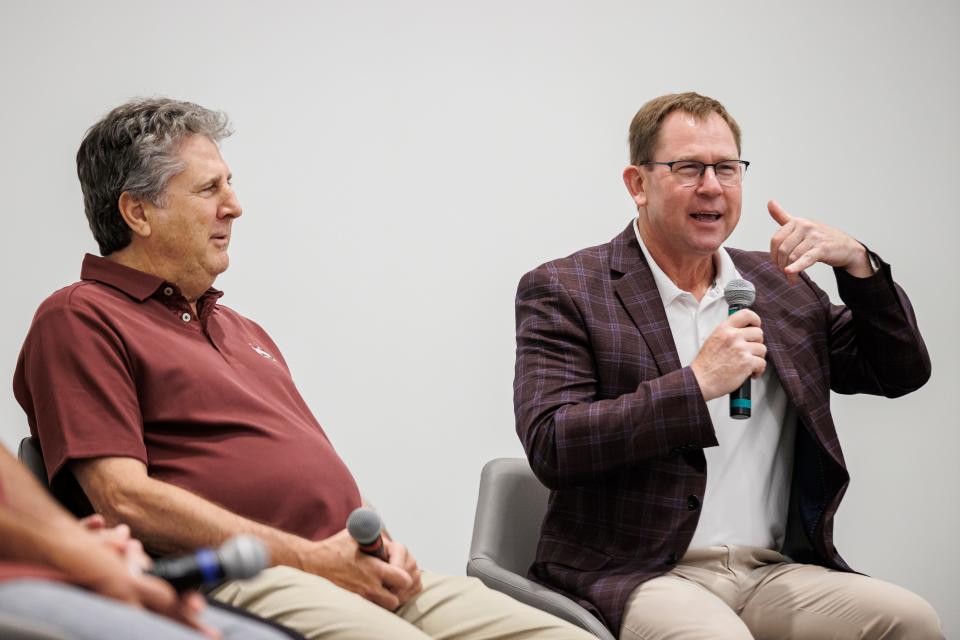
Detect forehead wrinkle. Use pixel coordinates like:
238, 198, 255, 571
183, 157, 231, 188
657, 119, 738, 162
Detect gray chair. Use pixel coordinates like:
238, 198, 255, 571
17, 436, 47, 487
17, 437, 93, 518
467, 458, 615, 640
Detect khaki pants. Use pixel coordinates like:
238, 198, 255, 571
620, 545, 942, 640
210, 566, 594, 640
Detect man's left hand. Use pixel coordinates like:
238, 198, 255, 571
384, 540, 423, 603
768, 200, 873, 283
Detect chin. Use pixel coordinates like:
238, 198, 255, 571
206, 254, 230, 276
689, 230, 731, 253
686, 240, 724, 256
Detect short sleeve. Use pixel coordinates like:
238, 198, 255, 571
15, 300, 147, 482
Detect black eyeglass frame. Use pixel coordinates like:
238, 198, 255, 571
640, 159, 751, 183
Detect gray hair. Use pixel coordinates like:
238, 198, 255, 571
76, 98, 233, 255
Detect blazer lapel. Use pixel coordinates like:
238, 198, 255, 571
729, 251, 807, 415
607, 230, 810, 411
609, 224, 682, 375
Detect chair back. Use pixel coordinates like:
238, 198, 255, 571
17, 437, 48, 487
17, 436, 94, 518
469, 457, 550, 574
467, 458, 615, 639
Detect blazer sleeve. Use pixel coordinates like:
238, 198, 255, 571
814, 252, 931, 397
513, 265, 717, 489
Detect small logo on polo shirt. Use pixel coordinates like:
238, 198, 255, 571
249, 343, 277, 362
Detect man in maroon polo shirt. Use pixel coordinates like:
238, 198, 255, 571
13, 98, 593, 640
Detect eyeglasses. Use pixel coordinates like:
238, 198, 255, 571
640, 160, 750, 187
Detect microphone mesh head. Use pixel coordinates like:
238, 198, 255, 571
723, 278, 756, 308
347, 507, 382, 546
219, 535, 270, 580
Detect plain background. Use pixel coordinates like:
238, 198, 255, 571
1, 1, 957, 635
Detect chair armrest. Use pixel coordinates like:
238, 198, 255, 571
466, 557, 615, 640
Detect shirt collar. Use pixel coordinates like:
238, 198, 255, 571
632, 218, 740, 307
80, 253, 223, 303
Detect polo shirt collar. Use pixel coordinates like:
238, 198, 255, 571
80, 253, 223, 303
632, 218, 740, 307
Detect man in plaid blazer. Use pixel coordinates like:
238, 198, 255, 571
513, 93, 941, 639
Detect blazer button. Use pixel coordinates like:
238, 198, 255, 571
687, 495, 701, 510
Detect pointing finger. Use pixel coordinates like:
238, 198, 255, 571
768, 200, 792, 226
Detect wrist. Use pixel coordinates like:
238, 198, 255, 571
283, 536, 315, 572
689, 363, 719, 402
842, 242, 874, 278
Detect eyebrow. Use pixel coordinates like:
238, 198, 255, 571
195, 173, 233, 188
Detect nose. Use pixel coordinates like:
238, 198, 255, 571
695, 165, 723, 196
219, 185, 243, 219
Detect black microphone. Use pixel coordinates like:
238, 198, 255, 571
347, 507, 388, 561
723, 278, 757, 420
148, 535, 269, 591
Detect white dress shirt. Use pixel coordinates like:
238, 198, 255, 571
633, 219, 797, 550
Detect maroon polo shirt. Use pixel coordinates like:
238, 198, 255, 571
13, 254, 361, 542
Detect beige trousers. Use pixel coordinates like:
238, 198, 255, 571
209, 566, 594, 640
620, 545, 942, 640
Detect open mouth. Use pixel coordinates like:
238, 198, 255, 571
690, 212, 722, 222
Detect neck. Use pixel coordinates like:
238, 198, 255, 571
108, 245, 211, 312
637, 219, 717, 302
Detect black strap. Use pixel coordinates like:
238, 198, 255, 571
205, 597, 307, 640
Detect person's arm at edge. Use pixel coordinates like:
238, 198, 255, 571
0, 445, 77, 532
0, 446, 218, 638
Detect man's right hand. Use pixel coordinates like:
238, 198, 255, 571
690, 309, 766, 401
303, 529, 414, 610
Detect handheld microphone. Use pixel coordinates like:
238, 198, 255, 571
723, 278, 757, 420
347, 508, 388, 561
148, 535, 269, 591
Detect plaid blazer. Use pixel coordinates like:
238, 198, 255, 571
513, 223, 930, 634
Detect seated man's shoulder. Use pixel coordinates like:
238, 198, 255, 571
519, 240, 614, 294
30, 279, 113, 324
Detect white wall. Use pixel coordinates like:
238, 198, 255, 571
2, 0, 957, 635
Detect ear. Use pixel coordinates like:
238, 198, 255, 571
622, 165, 647, 208
118, 192, 152, 238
